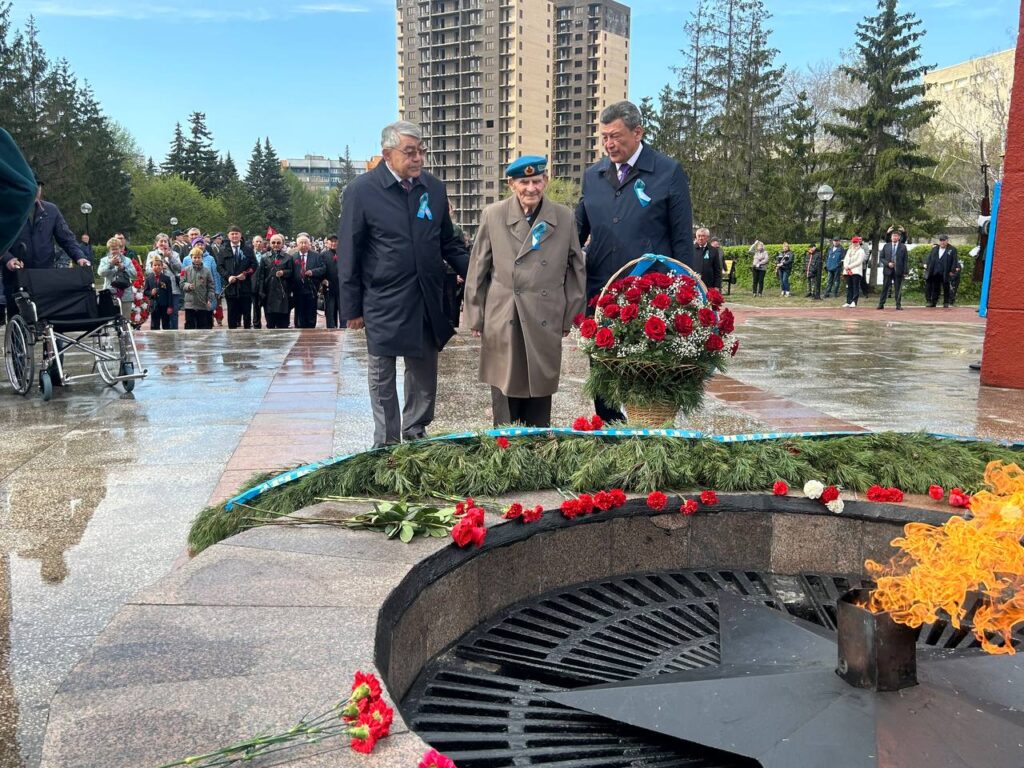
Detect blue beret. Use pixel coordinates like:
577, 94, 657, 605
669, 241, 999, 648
506, 155, 547, 178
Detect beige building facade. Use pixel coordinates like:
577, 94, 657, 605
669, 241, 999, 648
397, 0, 630, 234
923, 49, 1014, 146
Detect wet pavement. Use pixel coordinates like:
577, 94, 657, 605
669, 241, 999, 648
1, 310, 1023, 768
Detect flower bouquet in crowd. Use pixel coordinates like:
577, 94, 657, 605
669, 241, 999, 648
129, 256, 149, 328
576, 256, 738, 426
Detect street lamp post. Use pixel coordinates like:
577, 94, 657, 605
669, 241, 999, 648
170, 216, 178, 232
80, 202, 92, 239
816, 184, 834, 301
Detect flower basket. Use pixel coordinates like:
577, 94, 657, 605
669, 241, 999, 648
576, 255, 739, 422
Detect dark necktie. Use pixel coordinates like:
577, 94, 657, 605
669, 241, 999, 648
234, 246, 240, 259
617, 163, 631, 185
401, 179, 412, 192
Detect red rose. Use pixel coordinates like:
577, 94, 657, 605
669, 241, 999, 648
577, 493, 595, 514
602, 303, 620, 319
636, 276, 654, 291
949, 488, 971, 508
470, 525, 486, 547
698, 307, 717, 327
522, 505, 543, 523
561, 499, 581, 519
928, 484, 944, 501
464, 507, 484, 526
503, 502, 524, 519
646, 491, 668, 511
610, 488, 627, 507
572, 313, 585, 328
730, 339, 740, 357
454, 502, 466, 515
821, 485, 840, 503
644, 316, 667, 341
704, 334, 725, 351
595, 327, 615, 349
597, 293, 615, 307
619, 304, 639, 322
652, 272, 674, 288
273, 259, 281, 266
496, 436, 510, 449
707, 288, 724, 308
573, 417, 591, 431
590, 415, 604, 430
579, 318, 598, 339
772, 481, 788, 496
451, 518, 477, 547
717, 308, 735, 335
594, 490, 613, 510
676, 286, 696, 305
625, 286, 643, 303
652, 292, 671, 310
700, 490, 719, 506
680, 499, 698, 515
673, 313, 693, 336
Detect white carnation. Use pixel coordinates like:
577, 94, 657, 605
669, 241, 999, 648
803, 480, 824, 499
826, 498, 845, 514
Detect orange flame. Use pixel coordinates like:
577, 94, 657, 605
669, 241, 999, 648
865, 461, 1024, 655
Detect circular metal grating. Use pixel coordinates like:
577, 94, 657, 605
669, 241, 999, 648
403, 569, 1016, 767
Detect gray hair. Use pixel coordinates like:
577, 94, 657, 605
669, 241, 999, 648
600, 100, 643, 130
381, 120, 423, 150
695, 227, 711, 237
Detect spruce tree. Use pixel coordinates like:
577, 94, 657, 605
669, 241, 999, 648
824, 0, 948, 259
756, 90, 819, 242
145, 156, 157, 176
162, 122, 187, 176
221, 152, 239, 183
259, 138, 291, 233
339, 145, 358, 189
182, 111, 219, 195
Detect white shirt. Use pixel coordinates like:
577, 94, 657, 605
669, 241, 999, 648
385, 161, 409, 186
615, 142, 644, 177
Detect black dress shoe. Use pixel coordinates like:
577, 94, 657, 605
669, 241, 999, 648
876, 305, 884, 310
895, 306, 903, 310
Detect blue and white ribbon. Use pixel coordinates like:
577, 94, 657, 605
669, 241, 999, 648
530, 221, 547, 250
634, 179, 652, 207
417, 193, 433, 220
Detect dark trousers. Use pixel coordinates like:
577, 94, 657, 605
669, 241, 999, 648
251, 297, 263, 328
150, 308, 172, 330
226, 296, 252, 329
442, 271, 463, 328
491, 386, 552, 428
293, 291, 317, 328
845, 274, 861, 305
824, 269, 841, 297
949, 275, 961, 305
324, 282, 342, 328
925, 276, 950, 307
806, 268, 821, 298
878, 272, 904, 308
751, 268, 766, 296
267, 311, 290, 329
184, 309, 212, 329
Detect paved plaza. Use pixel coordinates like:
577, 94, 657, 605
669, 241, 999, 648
0, 304, 1022, 768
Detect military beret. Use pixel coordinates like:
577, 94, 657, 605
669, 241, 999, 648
506, 155, 547, 178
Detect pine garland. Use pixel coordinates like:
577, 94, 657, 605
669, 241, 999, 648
187, 433, 1021, 555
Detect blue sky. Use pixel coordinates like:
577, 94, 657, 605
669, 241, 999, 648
11, 0, 1020, 173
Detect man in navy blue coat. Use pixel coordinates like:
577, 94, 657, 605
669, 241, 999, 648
576, 100, 695, 421
339, 121, 469, 448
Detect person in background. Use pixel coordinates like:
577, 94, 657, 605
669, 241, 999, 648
218, 225, 256, 329
143, 255, 174, 330
749, 240, 769, 297
291, 233, 325, 328
694, 227, 722, 289
181, 246, 215, 329
774, 242, 794, 297
98, 236, 137, 320
842, 235, 866, 308
146, 234, 182, 329
79, 232, 93, 261
877, 228, 909, 311
256, 233, 293, 328
824, 237, 845, 298
322, 233, 342, 330
924, 235, 958, 308
250, 235, 266, 328
803, 244, 822, 300
182, 237, 222, 317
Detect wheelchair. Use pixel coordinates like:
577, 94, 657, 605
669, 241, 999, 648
3, 268, 147, 401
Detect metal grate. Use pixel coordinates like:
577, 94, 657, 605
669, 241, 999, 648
403, 569, 1017, 767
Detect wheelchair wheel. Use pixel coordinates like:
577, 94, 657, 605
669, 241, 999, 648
4, 315, 35, 396
120, 361, 135, 393
39, 370, 52, 402
94, 327, 119, 386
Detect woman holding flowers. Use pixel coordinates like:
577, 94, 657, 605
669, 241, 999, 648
464, 156, 586, 427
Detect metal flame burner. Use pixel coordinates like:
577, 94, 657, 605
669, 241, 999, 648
403, 570, 1023, 767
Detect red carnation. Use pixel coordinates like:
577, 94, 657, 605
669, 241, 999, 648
572, 313, 585, 328
579, 318, 598, 339
676, 286, 696, 305
351, 671, 383, 701
602, 303, 620, 319
866, 485, 884, 502
609, 488, 627, 507
698, 307, 717, 327
707, 288, 724, 308
646, 491, 668, 511
700, 490, 719, 506
644, 316, 667, 341
730, 339, 740, 357
887, 487, 905, 503
625, 286, 643, 303
590, 414, 604, 429
680, 499, 698, 515
772, 481, 788, 496
496, 436, 510, 449
619, 304, 639, 322
573, 417, 591, 431
419, 748, 458, 768
673, 313, 693, 336
594, 490, 613, 510
821, 485, 840, 503
522, 505, 543, 523
561, 499, 582, 519
652, 292, 672, 310
503, 502, 524, 519
717, 308, 735, 335
928, 484, 944, 501
595, 327, 615, 349
363, 699, 394, 739
949, 488, 971, 508
704, 334, 725, 351
349, 727, 378, 754
577, 493, 595, 514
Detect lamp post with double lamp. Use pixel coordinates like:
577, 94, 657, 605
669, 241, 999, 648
816, 184, 834, 301
80, 202, 92, 239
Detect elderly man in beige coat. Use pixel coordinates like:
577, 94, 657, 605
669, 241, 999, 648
465, 156, 586, 427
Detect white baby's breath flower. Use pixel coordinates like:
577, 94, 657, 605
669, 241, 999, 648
803, 480, 824, 499
826, 498, 845, 514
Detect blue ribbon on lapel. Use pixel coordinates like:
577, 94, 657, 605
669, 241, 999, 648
530, 221, 547, 250
634, 179, 652, 207
417, 193, 433, 220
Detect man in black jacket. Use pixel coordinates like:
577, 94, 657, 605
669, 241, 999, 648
217, 225, 257, 328
877, 228, 909, 310
694, 227, 722, 289
291, 233, 326, 328
924, 235, 958, 308
321, 233, 342, 329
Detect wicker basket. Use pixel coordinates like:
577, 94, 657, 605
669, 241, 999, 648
624, 401, 679, 427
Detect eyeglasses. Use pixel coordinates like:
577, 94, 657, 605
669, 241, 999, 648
397, 145, 428, 158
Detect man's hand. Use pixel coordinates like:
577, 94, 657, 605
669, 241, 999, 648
275, 270, 284, 278
304, 270, 313, 278
167, 307, 173, 316
5, 258, 23, 271
76, 258, 90, 268
228, 275, 237, 284
347, 317, 365, 330
471, 329, 482, 338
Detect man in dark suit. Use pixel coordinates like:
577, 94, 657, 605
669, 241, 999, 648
217, 225, 257, 328
694, 227, 722, 289
321, 233, 342, 329
339, 120, 469, 448
576, 100, 694, 421
924, 235, 957, 308
877, 228, 909, 310
291, 233, 326, 328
